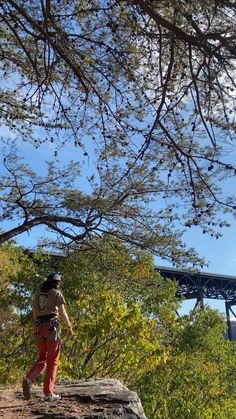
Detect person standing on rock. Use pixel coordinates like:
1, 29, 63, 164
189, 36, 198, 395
22, 273, 73, 402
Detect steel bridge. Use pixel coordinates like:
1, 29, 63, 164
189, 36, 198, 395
157, 266, 236, 340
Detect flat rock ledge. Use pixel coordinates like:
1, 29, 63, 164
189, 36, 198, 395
0, 378, 148, 419
56, 378, 147, 419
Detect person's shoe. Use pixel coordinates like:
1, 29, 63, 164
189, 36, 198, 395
44, 393, 61, 402
22, 378, 32, 400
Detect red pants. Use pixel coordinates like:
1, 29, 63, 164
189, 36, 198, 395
27, 321, 60, 396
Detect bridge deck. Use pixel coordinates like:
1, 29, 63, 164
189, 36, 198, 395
157, 266, 236, 301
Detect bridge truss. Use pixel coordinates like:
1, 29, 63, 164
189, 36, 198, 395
157, 266, 236, 340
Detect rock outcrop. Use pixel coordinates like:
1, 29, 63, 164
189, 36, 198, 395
0, 378, 148, 419
58, 378, 147, 418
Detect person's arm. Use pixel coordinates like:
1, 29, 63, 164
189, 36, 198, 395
32, 307, 37, 321
58, 304, 73, 336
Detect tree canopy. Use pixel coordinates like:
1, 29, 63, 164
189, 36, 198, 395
0, 1, 236, 266
1, 242, 236, 418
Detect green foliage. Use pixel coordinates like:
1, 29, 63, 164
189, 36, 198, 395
1, 241, 236, 418
57, 238, 177, 381
137, 308, 236, 419
58, 240, 236, 417
59, 289, 162, 382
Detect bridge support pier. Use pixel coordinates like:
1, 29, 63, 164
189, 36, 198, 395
225, 301, 236, 341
